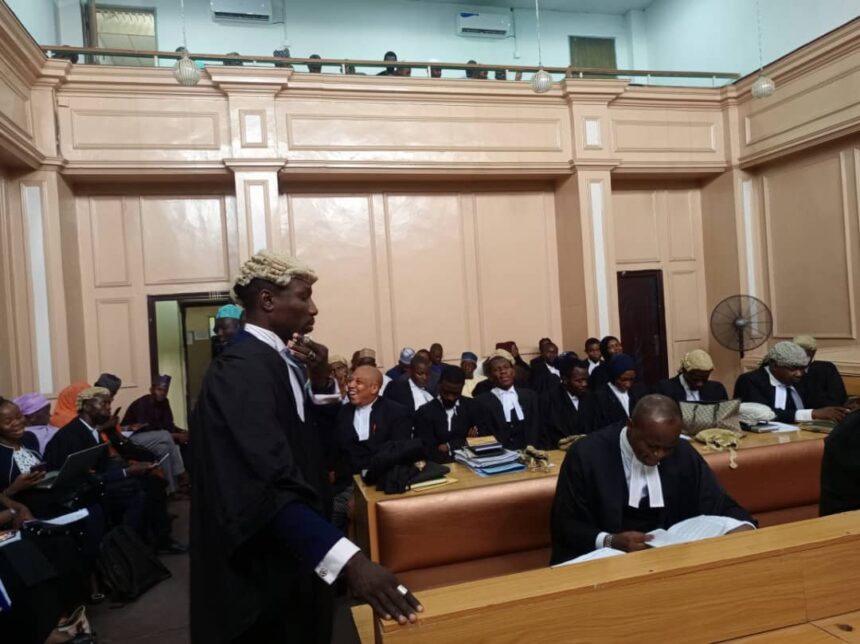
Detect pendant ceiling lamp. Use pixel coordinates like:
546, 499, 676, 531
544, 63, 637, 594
530, 0, 552, 94
750, 0, 775, 99
173, 0, 200, 86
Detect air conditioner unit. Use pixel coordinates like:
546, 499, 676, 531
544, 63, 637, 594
210, 0, 284, 24
456, 11, 513, 38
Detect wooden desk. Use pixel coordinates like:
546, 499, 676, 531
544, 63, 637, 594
376, 512, 860, 643
353, 431, 826, 562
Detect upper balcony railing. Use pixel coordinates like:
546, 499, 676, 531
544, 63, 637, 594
40, 46, 740, 87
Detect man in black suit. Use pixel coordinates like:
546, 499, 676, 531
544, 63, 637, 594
414, 366, 487, 463
191, 249, 420, 643
332, 365, 412, 524
541, 358, 597, 449
550, 394, 754, 564
44, 387, 180, 552
820, 409, 860, 516
794, 335, 848, 408
734, 341, 847, 424
475, 350, 541, 450
384, 354, 435, 411
656, 349, 728, 403
529, 340, 561, 395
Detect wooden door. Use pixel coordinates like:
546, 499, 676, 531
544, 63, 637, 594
617, 270, 669, 387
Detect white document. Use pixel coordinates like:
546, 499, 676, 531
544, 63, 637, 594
647, 515, 752, 548
25, 508, 89, 527
551, 547, 625, 568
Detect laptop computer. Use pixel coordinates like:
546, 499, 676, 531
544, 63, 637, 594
36, 443, 108, 490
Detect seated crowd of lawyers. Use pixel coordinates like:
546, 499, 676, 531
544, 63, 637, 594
0, 372, 191, 642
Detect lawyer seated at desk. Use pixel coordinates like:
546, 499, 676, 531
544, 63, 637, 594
414, 365, 486, 463
550, 394, 754, 564
794, 334, 848, 408
655, 349, 728, 403
475, 349, 541, 450
733, 341, 848, 424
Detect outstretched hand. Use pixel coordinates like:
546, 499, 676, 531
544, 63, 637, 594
344, 552, 423, 625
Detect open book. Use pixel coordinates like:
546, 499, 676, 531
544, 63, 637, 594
647, 515, 753, 548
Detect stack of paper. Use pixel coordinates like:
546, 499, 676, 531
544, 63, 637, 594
454, 448, 524, 476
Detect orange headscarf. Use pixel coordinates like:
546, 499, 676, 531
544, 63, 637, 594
50, 381, 90, 428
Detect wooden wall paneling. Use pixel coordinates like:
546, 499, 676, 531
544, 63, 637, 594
288, 194, 381, 361
89, 196, 131, 287
552, 175, 589, 350
57, 176, 87, 384
612, 189, 660, 264
473, 192, 561, 356
762, 152, 856, 339
369, 193, 396, 369
385, 193, 472, 361
139, 196, 230, 286
459, 193, 484, 360
94, 297, 138, 389
0, 176, 19, 394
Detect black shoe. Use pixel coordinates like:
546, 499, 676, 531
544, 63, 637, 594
156, 539, 188, 555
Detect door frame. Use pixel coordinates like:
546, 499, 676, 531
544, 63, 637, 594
616, 269, 669, 384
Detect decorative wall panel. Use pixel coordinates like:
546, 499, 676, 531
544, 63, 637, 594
89, 196, 130, 287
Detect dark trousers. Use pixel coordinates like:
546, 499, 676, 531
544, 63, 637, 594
229, 577, 334, 644
103, 474, 171, 546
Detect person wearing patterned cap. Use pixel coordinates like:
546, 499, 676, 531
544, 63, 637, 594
794, 335, 848, 408
655, 349, 728, 403
734, 341, 848, 424
213, 303, 245, 358
122, 375, 188, 448
385, 347, 415, 381
191, 249, 420, 643
460, 351, 486, 398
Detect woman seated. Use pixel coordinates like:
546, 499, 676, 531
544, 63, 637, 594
593, 354, 649, 430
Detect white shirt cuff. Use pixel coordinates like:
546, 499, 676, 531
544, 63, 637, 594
595, 531, 609, 550
307, 378, 341, 406
795, 409, 813, 422
315, 538, 360, 585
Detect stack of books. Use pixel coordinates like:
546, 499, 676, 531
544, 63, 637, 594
454, 438, 524, 476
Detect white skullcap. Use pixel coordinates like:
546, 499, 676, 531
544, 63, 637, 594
231, 250, 317, 304
792, 335, 817, 351
681, 349, 714, 372
486, 349, 515, 366
766, 341, 810, 368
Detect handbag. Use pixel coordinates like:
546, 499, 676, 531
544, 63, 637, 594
679, 399, 742, 436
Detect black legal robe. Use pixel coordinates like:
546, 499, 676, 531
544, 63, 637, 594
540, 384, 598, 449
549, 424, 754, 563
474, 388, 542, 450
655, 375, 729, 404
384, 377, 430, 411
819, 410, 860, 516
190, 332, 334, 644
413, 396, 488, 463
733, 366, 811, 423
802, 360, 847, 408
588, 363, 610, 390
593, 383, 647, 430
333, 397, 412, 484
528, 359, 561, 396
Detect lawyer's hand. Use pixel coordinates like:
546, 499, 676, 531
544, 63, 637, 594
611, 531, 653, 552
467, 426, 479, 438
812, 407, 848, 422
344, 552, 423, 625
288, 334, 330, 386
437, 444, 449, 454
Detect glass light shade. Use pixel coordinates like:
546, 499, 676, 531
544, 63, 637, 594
751, 74, 776, 98
530, 68, 553, 93
173, 53, 200, 86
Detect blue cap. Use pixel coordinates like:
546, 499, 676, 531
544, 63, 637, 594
216, 304, 243, 320
608, 354, 636, 378
461, 351, 478, 363
399, 347, 416, 365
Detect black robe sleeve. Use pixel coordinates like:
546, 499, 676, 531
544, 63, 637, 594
820, 411, 860, 516
550, 442, 602, 563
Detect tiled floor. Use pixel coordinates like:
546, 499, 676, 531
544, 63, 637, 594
88, 498, 361, 643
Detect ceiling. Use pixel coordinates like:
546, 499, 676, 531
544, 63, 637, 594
413, 0, 655, 14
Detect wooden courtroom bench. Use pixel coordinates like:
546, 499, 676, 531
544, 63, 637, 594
353, 430, 826, 591
374, 512, 860, 643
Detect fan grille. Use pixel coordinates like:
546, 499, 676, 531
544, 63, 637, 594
710, 295, 773, 357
